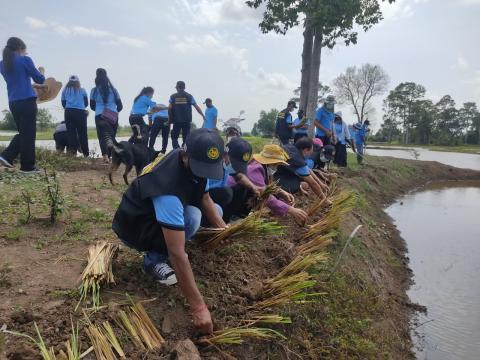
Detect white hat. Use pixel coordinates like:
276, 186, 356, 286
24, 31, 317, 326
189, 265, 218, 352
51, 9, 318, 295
69, 75, 79, 82
335, 111, 343, 118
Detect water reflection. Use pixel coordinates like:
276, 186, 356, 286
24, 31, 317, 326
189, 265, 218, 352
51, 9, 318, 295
386, 183, 480, 360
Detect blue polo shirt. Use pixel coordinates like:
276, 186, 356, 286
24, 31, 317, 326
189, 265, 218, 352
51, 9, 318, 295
0, 55, 45, 102
203, 106, 218, 129
131, 95, 156, 116
293, 117, 309, 135
61, 87, 88, 110
90, 87, 121, 116
315, 106, 334, 137
354, 123, 368, 144
152, 109, 169, 120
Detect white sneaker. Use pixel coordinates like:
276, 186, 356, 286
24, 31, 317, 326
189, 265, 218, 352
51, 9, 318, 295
0, 156, 13, 168
145, 262, 177, 286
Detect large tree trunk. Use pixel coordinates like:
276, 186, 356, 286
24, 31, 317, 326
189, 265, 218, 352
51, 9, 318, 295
299, 19, 314, 112
307, 29, 323, 136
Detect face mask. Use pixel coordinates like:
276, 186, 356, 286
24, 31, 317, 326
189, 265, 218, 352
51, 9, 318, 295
266, 166, 277, 177
320, 155, 329, 163
325, 103, 335, 112
224, 162, 235, 175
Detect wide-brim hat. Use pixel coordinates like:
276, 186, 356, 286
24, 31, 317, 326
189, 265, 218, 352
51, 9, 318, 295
252, 144, 289, 166
35, 77, 63, 104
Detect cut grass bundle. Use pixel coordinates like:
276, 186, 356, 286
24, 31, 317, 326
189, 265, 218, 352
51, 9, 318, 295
201, 210, 284, 250
306, 196, 331, 217
85, 324, 117, 360
198, 327, 286, 346
102, 322, 125, 358
244, 315, 292, 325
299, 211, 343, 242
268, 253, 328, 283
115, 301, 164, 351
77, 241, 119, 309
296, 232, 335, 256
249, 180, 281, 211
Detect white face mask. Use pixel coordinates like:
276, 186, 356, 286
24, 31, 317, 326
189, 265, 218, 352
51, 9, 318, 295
266, 165, 277, 177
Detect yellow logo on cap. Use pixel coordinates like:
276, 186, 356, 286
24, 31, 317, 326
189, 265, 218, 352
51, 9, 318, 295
207, 147, 220, 160
242, 152, 251, 162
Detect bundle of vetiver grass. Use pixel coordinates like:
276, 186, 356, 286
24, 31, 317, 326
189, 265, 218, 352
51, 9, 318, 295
115, 301, 164, 351
78, 241, 119, 309
198, 326, 286, 346
200, 210, 284, 251
248, 181, 281, 211
85, 321, 125, 360
296, 232, 335, 256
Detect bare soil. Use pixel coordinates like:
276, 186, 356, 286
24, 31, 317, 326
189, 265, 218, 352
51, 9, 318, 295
0, 154, 478, 359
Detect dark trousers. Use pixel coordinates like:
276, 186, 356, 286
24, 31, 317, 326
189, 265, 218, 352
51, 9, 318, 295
294, 133, 308, 143
334, 142, 348, 167
171, 122, 191, 149
1, 98, 37, 171
65, 108, 89, 156
54, 132, 68, 152
209, 187, 234, 214
95, 115, 118, 157
274, 172, 301, 194
129, 115, 148, 145
222, 185, 253, 222
149, 118, 170, 152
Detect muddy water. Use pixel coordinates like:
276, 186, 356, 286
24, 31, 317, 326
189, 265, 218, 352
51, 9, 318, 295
386, 182, 480, 360
367, 147, 480, 171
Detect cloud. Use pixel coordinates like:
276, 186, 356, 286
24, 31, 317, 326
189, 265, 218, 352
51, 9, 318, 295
451, 54, 480, 102
24, 16, 48, 29
452, 55, 469, 71
381, 0, 429, 21
23, 16, 146, 48
256, 68, 297, 90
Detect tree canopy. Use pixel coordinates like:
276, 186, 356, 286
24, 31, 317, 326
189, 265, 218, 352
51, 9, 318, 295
251, 109, 279, 137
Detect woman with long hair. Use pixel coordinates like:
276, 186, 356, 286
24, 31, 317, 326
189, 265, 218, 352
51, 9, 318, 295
61, 75, 89, 156
0, 37, 45, 172
90, 68, 123, 163
129, 86, 156, 144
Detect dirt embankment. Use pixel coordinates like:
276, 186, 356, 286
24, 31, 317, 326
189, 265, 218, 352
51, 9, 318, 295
0, 154, 478, 359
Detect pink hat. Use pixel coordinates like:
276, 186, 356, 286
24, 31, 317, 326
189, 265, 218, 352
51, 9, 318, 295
313, 138, 323, 147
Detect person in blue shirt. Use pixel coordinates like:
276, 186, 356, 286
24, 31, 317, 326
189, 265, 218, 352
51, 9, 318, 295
90, 68, 123, 163
332, 111, 356, 167
53, 121, 68, 153
353, 119, 370, 165
0, 37, 45, 173
130, 86, 158, 145
148, 106, 170, 153
293, 109, 310, 143
275, 100, 297, 145
202, 98, 218, 129
61, 75, 89, 157
169, 81, 205, 149
314, 95, 336, 146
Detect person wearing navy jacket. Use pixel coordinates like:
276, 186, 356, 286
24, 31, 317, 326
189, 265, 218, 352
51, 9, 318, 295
0, 37, 45, 172
61, 75, 89, 156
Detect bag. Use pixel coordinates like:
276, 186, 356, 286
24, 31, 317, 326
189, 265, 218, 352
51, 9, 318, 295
102, 108, 118, 126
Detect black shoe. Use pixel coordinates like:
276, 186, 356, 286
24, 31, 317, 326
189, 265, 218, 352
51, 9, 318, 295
0, 156, 14, 168
20, 167, 42, 174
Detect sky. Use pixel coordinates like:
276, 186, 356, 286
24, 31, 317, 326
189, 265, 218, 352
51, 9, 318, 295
0, 0, 479, 132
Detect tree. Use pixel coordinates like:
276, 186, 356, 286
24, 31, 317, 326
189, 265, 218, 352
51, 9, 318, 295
332, 64, 389, 123
246, 0, 395, 135
37, 108, 55, 131
459, 102, 480, 145
291, 82, 330, 105
433, 95, 460, 145
0, 110, 16, 130
251, 109, 278, 137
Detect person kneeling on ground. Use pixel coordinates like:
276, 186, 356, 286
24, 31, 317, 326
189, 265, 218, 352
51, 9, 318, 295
274, 137, 328, 197
112, 129, 227, 334
207, 137, 260, 214
53, 121, 68, 153
226, 144, 308, 226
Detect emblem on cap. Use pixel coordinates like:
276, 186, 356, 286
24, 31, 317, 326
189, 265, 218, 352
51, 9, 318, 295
207, 147, 220, 160
242, 152, 251, 162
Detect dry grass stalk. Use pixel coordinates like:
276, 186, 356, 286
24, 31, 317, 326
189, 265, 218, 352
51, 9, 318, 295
77, 241, 119, 309
85, 324, 117, 360
202, 210, 284, 250
296, 233, 335, 256
199, 327, 286, 346
306, 196, 330, 217
249, 180, 281, 211
243, 315, 292, 325
269, 253, 328, 283
102, 322, 125, 358
115, 302, 164, 351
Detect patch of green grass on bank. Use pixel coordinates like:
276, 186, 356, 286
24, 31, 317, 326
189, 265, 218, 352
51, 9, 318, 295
242, 136, 270, 153
0, 127, 132, 141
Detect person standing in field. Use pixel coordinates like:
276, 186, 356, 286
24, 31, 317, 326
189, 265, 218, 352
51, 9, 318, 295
61, 75, 89, 157
149, 106, 170, 153
275, 100, 297, 145
353, 119, 370, 165
0, 37, 45, 172
168, 81, 205, 149
293, 109, 309, 143
332, 111, 355, 167
202, 98, 218, 130
314, 95, 336, 145
129, 86, 158, 144
90, 68, 123, 163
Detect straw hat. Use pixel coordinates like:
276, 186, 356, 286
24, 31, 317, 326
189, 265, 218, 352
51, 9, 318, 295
252, 144, 289, 166
34, 77, 63, 104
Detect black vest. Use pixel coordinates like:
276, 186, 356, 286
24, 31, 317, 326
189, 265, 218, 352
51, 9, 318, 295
112, 149, 206, 252
275, 108, 292, 139
170, 91, 193, 124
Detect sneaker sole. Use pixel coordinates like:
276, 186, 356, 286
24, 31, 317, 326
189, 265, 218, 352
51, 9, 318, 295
0, 158, 14, 168
156, 276, 178, 286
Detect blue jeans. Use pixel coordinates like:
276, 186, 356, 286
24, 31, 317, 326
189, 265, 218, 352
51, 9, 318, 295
143, 204, 223, 268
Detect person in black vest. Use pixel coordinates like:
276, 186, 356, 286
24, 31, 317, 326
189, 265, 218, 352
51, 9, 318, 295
112, 128, 226, 335
275, 100, 297, 145
168, 81, 205, 149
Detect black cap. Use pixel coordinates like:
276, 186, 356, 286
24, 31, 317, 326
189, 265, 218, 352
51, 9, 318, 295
185, 129, 224, 179
203, 98, 212, 104
323, 145, 336, 161
288, 100, 298, 109
226, 137, 252, 175
176, 81, 185, 89
283, 144, 306, 169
